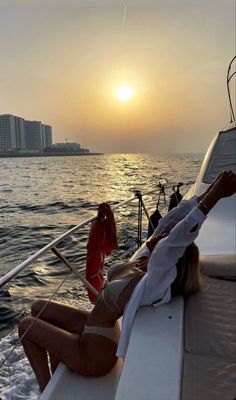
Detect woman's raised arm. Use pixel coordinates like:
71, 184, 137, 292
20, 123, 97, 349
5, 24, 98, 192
198, 171, 236, 216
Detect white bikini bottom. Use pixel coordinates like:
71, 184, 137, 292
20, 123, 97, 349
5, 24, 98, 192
83, 324, 120, 345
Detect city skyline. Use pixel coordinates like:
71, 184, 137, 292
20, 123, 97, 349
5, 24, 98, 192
0, 0, 235, 153
0, 113, 93, 155
0, 113, 52, 152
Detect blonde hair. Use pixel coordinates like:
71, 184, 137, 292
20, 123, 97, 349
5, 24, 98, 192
172, 242, 202, 297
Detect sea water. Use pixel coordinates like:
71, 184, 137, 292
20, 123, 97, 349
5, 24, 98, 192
0, 153, 203, 399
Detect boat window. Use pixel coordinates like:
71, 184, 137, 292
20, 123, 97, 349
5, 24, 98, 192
203, 129, 236, 183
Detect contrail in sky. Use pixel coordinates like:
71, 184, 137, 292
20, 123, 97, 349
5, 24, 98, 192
122, 5, 127, 26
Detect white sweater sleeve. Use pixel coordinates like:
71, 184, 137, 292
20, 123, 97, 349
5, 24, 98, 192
153, 196, 199, 235
137, 196, 199, 259
117, 205, 206, 359
142, 206, 206, 305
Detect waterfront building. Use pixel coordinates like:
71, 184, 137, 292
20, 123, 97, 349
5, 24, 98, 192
42, 124, 52, 149
24, 120, 43, 151
0, 114, 25, 151
15, 116, 26, 149
53, 142, 81, 150
0, 114, 52, 152
0, 114, 16, 150
51, 142, 89, 153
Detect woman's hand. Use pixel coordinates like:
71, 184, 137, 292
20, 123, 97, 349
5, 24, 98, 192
197, 171, 224, 203
211, 171, 236, 199
146, 232, 168, 253
198, 171, 236, 215
146, 237, 160, 253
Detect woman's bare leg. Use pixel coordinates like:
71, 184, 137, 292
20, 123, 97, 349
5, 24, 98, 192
19, 317, 51, 392
31, 300, 89, 334
18, 316, 88, 393
29, 300, 90, 378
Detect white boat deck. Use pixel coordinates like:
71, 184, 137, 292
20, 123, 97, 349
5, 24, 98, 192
40, 296, 184, 400
40, 359, 123, 400
115, 297, 184, 400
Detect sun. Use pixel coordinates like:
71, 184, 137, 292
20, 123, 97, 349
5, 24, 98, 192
116, 84, 133, 101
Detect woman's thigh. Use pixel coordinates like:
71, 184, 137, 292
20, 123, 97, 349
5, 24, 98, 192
19, 317, 117, 376
19, 316, 90, 374
31, 300, 89, 334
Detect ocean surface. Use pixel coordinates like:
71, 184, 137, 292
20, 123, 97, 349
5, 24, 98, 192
0, 153, 203, 399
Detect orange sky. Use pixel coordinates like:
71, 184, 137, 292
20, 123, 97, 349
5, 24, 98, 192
0, 1, 235, 153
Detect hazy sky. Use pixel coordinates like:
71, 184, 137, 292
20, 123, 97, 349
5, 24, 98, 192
0, 0, 235, 153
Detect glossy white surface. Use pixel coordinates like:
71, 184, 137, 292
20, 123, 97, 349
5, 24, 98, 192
40, 358, 123, 400
115, 297, 184, 400
184, 125, 236, 255
185, 184, 236, 256
40, 297, 184, 400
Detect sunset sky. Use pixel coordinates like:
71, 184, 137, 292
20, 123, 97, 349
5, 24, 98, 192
0, 0, 235, 153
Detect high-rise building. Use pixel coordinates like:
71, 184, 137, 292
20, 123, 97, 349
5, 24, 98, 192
0, 114, 53, 151
0, 114, 19, 150
15, 116, 26, 149
24, 120, 43, 151
0, 114, 28, 151
42, 124, 52, 149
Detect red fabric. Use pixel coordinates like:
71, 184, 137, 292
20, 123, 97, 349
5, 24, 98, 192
86, 203, 118, 302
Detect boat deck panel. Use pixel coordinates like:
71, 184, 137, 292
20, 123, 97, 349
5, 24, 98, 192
40, 358, 123, 400
115, 296, 184, 400
185, 276, 236, 361
40, 297, 184, 400
182, 353, 236, 400
182, 258, 236, 400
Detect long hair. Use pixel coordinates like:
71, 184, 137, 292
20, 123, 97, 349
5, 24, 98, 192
171, 242, 202, 297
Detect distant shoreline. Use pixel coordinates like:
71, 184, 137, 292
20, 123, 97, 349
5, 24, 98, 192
0, 152, 103, 158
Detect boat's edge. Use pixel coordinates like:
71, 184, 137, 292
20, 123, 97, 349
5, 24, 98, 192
39, 297, 184, 400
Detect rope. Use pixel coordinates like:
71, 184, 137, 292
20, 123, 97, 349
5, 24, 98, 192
140, 197, 155, 232
0, 227, 110, 372
0, 272, 70, 370
156, 184, 167, 207
137, 198, 142, 248
134, 191, 143, 248
172, 184, 183, 205
51, 247, 99, 297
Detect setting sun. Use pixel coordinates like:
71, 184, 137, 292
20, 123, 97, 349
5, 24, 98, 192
116, 85, 133, 101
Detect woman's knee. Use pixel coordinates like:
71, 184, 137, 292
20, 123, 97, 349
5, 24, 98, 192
31, 299, 47, 316
18, 316, 34, 338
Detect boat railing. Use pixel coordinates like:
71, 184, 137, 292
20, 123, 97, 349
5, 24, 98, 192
0, 194, 135, 289
0, 182, 193, 290
0, 181, 194, 371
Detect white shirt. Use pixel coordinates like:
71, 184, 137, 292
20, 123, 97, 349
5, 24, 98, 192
116, 197, 206, 358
